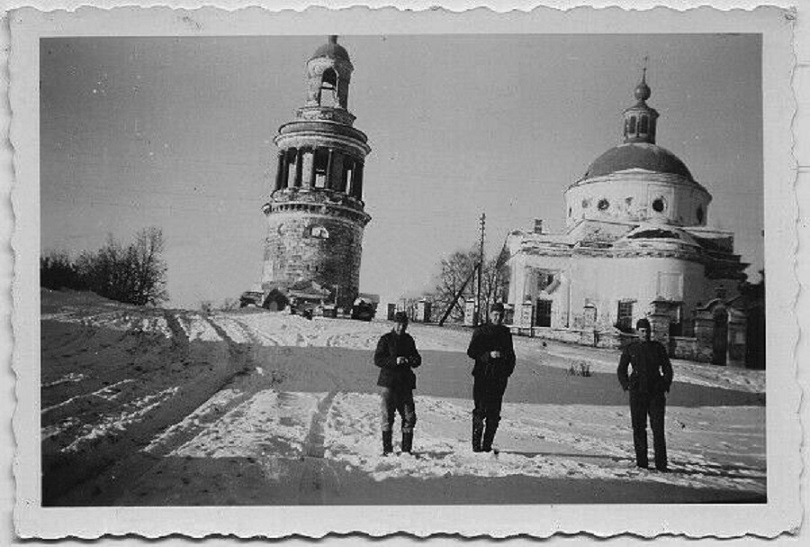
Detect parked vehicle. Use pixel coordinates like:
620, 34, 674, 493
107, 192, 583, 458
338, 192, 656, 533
351, 297, 376, 321
239, 291, 264, 308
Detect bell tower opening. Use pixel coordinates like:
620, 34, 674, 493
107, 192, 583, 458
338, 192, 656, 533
319, 68, 339, 107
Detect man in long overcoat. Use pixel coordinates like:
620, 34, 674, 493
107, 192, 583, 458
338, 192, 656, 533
374, 311, 422, 455
466, 303, 516, 452
617, 317, 674, 471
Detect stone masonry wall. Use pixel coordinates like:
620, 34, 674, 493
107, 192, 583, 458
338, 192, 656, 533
262, 210, 364, 310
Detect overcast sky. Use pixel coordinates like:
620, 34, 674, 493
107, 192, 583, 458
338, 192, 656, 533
40, 34, 762, 308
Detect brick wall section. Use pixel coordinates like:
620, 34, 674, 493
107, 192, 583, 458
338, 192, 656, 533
262, 197, 367, 310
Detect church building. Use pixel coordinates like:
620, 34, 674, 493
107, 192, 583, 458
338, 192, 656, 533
505, 71, 751, 365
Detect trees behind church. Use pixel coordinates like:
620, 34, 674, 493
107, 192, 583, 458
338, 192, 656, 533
41, 227, 168, 306
425, 246, 510, 323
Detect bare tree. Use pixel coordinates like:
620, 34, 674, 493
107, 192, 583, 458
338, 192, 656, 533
129, 227, 168, 306
425, 245, 510, 324
73, 227, 168, 306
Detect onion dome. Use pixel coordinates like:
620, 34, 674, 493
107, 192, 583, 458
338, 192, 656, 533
634, 69, 651, 102
310, 35, 351, 62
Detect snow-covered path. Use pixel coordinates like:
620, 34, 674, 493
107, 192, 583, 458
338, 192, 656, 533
213, 312, 765, 394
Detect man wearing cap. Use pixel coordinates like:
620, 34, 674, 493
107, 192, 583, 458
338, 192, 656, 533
374, 311, 422, 455
466, 303, 516, 453
617, 317, 674, 471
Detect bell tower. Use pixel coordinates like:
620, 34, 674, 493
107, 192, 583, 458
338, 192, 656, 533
622, 66, 659, 144
261, 36, 372, 310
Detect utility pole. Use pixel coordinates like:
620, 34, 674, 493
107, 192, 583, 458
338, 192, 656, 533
476, 212, 486, 326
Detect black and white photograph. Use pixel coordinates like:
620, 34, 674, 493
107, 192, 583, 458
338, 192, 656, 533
7, 3, 799, 541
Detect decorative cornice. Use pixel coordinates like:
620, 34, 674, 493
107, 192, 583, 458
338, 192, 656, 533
263, 193, 370, 226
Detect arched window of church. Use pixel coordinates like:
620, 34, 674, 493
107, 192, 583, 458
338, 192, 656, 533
629, 116, 637, 134
319, 68, 339, 107
696, 206, 705, 224
639, 115, 649, 134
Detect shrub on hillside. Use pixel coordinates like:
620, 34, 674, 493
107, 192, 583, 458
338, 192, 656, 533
40, 251, 86, 291
41, 227, 168, 306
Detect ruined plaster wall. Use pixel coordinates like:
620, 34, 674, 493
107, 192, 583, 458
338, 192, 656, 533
262, 210, 364, 309
567, 256, 706, 329
564, 173, 711, 228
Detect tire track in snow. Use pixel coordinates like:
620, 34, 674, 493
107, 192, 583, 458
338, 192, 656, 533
296, 389, 340, 504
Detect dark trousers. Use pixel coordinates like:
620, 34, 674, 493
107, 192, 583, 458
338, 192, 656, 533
472, 375, 507, 427
629, 390, 667, 469
380, 387, 416, 433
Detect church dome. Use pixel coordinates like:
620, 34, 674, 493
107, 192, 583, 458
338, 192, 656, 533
311, 36, 351, 62
581, 142, 694, 182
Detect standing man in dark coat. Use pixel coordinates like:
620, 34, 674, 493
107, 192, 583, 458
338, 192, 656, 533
466, 303, 516, 453
617, 317, 674, 471
374, 311, 422, 455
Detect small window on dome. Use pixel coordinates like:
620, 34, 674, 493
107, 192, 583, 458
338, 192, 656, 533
629, 116, 637, 134
652, 198, 666, 213
639, 116, 649, 134
696, 206, 705, 224
598, 199, 609, 211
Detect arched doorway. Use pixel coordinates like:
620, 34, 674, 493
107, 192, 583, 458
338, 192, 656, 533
712, 308, 729, 365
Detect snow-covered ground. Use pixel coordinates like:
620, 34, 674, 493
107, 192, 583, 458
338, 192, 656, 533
142, 388, 763, 496
213, 312, 765, 394
40, 292, 766, 505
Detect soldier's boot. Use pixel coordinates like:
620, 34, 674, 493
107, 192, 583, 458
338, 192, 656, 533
382, 431, 393, 455
472, 418, 484, 453
482, 419, 499, 452
401, 431, 413, 454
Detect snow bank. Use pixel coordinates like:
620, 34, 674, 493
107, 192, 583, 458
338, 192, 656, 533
42, 310, 172, 338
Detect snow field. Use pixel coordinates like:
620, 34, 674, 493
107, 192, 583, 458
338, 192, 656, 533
164, 390, 325, 463
323, 392, 764, 494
